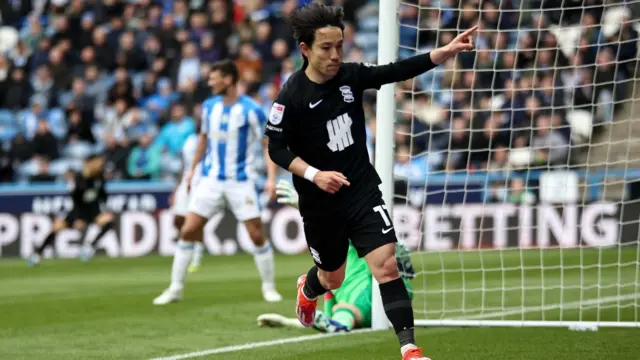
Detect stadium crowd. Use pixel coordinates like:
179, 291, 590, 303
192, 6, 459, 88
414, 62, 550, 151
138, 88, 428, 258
0, 0, 637, 204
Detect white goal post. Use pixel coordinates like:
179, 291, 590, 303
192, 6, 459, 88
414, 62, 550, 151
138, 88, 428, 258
373, 0, 640, 329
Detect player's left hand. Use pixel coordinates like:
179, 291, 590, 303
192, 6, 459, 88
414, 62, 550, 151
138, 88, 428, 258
447, 25, 478, 55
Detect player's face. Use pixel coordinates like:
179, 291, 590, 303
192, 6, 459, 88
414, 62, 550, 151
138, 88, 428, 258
306, 26, 343, 78
208, 70, 232, 96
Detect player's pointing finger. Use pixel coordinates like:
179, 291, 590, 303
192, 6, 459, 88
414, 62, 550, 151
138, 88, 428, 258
461, 25, 479, 37
334, 172, 350, 185
332, 174, 350, 186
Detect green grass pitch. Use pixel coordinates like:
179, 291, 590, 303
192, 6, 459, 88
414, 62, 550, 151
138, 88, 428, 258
1, 247, 639, 360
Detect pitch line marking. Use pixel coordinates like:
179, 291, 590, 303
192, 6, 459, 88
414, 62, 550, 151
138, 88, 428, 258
150, 293, 637, 360
149, 329, 375, 360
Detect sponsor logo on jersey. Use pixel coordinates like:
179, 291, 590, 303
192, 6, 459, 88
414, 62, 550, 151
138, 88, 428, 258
326, 113, 354, 152
339, 86, 354, 103
269, 102, 285, 125
309, 99, 323, 108
266, 124, 282, 132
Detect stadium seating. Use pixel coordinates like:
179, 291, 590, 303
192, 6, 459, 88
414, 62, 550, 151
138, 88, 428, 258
0, 0, 636, 203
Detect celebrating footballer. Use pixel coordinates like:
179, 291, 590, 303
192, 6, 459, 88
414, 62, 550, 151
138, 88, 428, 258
265, 3, 476, 359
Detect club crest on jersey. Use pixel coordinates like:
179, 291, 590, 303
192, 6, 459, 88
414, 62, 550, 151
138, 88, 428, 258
339, 86, 354, 103
269, 102, 285, 125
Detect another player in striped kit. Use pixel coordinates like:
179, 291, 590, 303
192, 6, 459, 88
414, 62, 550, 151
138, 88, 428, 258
170, 131, 204, 273
153, 60, 281, 305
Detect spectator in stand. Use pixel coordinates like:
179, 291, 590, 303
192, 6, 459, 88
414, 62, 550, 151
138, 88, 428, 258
66, 107, 96, 160
108, 68, 135, 108
125, 108, 156, 146
61, 77, 96, 111
47, 46, 71, 92
2, 66, 31, 110
153, 102, 194, 175
199, 32, 221, 63
236, 42, 263, 83
394, 145, 430, 184
153, 103, 195, 155
10, 134, 33, 166
127, 134, 161, 180
531, 113, 570, 167
101, 97, 131, 145
487, 146, 510, 173
8, 41, 31, 71
83, 64, 109, 108
104, 135, 129, 181
21, 95, 48, 140
32, 119, 59, 161
142, 78, 177, 123
174, 41, 200, 90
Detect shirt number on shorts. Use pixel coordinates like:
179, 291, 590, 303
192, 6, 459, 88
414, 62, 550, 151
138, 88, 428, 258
373, 205, 394, 234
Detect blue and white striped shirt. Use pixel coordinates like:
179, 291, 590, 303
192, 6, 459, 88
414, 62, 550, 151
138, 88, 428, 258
200, 95, 267, 181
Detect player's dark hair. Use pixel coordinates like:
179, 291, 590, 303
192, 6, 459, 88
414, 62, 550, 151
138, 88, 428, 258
210, 59, 239, 84
288, 2, 345, 68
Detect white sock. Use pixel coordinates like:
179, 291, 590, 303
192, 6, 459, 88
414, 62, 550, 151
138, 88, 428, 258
191, 242, 204, 266
401, 344, 418, 356
170, 239, 194, 291
253, 242, 275, 291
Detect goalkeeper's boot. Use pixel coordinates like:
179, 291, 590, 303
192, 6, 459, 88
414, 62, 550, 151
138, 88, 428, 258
152, 288, 183, 305
295, 274, 317, 327
257, 313, 304, 328
313, 311, 349, 333
402, 347, 431, 360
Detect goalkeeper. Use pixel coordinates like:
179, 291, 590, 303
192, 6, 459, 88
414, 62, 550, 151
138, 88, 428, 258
257, 181, 415, 333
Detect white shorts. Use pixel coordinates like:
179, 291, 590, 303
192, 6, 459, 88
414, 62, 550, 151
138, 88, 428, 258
188, 178, 261, 222
172, 182, 191, 217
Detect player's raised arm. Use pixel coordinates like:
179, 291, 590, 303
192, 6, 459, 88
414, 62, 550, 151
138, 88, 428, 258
266, 101, 349, 194
357, 25, 478, 90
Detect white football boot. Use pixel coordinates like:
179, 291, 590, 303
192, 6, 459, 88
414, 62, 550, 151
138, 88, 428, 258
152, 288, 183, 305
262, 284, 283, 303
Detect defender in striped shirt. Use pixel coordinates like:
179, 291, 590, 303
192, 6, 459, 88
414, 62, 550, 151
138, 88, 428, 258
153, 60, 281, 305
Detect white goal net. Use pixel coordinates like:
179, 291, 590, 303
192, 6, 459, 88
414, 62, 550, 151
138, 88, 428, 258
375, 0, 640, 328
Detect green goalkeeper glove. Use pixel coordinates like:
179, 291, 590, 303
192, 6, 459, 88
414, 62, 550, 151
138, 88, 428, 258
396, 242, 416, 280
276, 180, 299, 209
